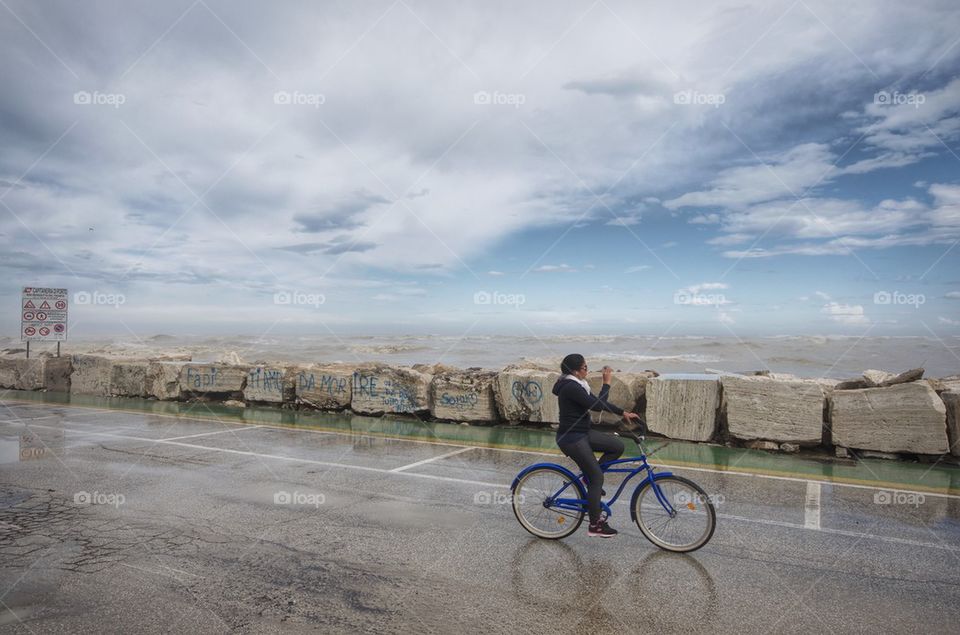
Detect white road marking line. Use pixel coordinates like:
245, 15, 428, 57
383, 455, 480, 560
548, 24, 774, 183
390, 446, 474, 472
10, 422, 503, 487
159, 425, 265, 441
2, 401, 959, 500
804, 481, 822, 530
4, 420, 959, 551
716, 512, 960, 553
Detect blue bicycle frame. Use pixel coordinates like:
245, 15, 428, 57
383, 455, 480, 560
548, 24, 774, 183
513, 453, 678, 521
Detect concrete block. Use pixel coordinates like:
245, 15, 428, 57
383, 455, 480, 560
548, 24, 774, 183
493, 366, 561, 424
943, 391, 960, 458
110, 361, 150, 397
722, 375, 824, 444
295, 365, 352, 410
42, 357, 72, 392
0, 358, 47, 391
179, 363, 248, 397
646, 374, 720, 442
351, 365, 431, 415
831, 382, 948, 455
244, 366, 295, 403
70, 355, 113, 396
147, 361, 186, 400
431, 369, 499, 422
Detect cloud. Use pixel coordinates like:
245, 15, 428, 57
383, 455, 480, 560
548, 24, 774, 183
275, 238, 379, 255
939, 316, 960, 325
624, 265, 652, 273
689, 213, 720, 224
487, 270, 505, 276
821, 302, 868, 325
292, 191, 389, 232
664, 143, 836, 210
946, 291, 960, 299
717, 184, 960, 258
533, 264, 577, 273
562, 73, 672, 99
606, 215, 641, 226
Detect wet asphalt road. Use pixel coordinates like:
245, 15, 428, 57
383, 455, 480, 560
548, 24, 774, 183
1, 399, 959, 634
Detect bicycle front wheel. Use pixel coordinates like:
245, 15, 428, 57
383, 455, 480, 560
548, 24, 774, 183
512, 467, 585, 539
633, 475, 716, 552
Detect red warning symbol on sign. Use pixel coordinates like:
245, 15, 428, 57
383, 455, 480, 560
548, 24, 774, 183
39, 327, 50, 336
54, 324, 65, 333
55, 300, 66, 309
24, 326, 36, 336
39, 300, 51, 309
23, 311, 35, 321
23, 300, 36, 308
35, 312, 47, 321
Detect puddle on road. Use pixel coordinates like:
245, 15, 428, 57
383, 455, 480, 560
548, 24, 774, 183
0, 431, 60, 464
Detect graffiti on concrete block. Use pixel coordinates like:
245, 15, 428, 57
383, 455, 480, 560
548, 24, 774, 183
186, 366, 220, 390
248, 368, 283, 393
354, 372, 419, 412
439, 391, 479, 410
511, 380, 543, 404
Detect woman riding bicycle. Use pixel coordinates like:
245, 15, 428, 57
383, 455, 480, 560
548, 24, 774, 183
553, 353, 641, 538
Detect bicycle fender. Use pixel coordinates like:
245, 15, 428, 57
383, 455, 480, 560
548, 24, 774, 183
511, 462, 585, 496
628, 471, 675, 522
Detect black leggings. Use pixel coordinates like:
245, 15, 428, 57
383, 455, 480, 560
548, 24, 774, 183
557, 430, 624, 524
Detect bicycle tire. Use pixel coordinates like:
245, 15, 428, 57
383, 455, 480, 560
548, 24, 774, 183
633, 475, 716, 552
512, 466, 586, 539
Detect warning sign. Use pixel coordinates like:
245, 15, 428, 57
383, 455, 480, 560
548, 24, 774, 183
21, 287, 67, 342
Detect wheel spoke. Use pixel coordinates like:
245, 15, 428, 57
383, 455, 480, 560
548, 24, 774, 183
513, 468, 585, 539
634, 476, 716, 552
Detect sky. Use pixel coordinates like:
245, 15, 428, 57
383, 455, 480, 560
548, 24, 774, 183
1, 0, 959, 340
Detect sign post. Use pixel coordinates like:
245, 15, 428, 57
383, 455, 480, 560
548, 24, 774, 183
21, 287, 68, 358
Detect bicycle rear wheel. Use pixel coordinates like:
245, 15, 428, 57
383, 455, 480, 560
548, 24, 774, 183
633, 475, 716, 552
512, 467, 585, 539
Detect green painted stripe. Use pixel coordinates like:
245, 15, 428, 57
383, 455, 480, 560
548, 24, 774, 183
3, 390, 958, 494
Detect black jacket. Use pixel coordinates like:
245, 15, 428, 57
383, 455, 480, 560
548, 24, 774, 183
552, 377, 624, 442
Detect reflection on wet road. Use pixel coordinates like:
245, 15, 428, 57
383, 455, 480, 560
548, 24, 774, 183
1, 395, 958, 633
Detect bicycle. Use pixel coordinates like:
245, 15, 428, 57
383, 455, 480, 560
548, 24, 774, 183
511, 429, 717, 552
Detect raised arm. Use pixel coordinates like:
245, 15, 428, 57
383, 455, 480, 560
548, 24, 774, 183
561, 382, 625, 415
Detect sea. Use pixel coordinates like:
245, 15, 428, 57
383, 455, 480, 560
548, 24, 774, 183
5, 334, 957, 380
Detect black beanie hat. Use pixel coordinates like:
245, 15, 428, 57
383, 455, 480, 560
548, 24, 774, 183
561, 353, 585, 375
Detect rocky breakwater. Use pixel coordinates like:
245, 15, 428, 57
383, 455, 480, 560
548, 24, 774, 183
1, 352, 958, 463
